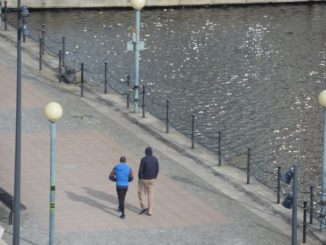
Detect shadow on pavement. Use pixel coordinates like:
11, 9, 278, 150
82, 187, 140, 214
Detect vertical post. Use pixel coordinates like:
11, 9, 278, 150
292, 165, 298, 245
81, 63, 84, 97
4, 1, 7, 31
191, 115, 195, 149
277, 166, 281, 204
22, 17, 25, 42
166, 100, 169, 134
303, 201, 307, 244
126, 75, 130, 108
41, 24, 45, 55
321, 110, 326, 231
49, 122, 57, 245
13, 0, 22, 243
58, 50, 62, 83
62, 37, 65, 67
104, 62, 108, 94
39, 38, 42, 71
218, 131, 222, 166
0, 1, 2, 31
246, 148, 251, 184
133, 9, 141, 113
310, 186, 314, 224
142, 85, 145, 118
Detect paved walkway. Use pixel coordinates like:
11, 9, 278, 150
0, 27, 322, 244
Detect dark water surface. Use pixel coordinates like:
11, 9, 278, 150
9, 4, 326, 191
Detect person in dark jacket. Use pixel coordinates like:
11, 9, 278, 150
109, 156, 133, 219
138, 147, 159, 216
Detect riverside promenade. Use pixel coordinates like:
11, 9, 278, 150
0, 26, 323, 244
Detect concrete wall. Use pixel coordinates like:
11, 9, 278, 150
3, 0, 324, 8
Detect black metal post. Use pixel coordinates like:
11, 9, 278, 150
4, 1, 7, 31
41, 24, 45, 55
104, 62, 108, 94
142, 85, 145, 118
277, 166, 281, 204
310, 186, 314, 224
126, 75, 130, 108
191, 115, 195, 149
13, 0, 22, 243
62, 36, 65, 67
218, 131, 222, 166
303, 201, 307, 244
39, 38, 42, 71
81, 63, 84, 97
58, 50, 62, 83
247, 148, 251, 184
166, 100, 169, 134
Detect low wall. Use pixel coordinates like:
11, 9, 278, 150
3, 0, 324, 9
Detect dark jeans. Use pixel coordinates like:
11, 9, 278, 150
116, 187, 128, 215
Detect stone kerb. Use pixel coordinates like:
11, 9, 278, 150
3, 0, 324, 9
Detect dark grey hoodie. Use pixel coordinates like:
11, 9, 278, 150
138, 147, 159, 180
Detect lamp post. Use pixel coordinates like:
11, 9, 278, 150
131, 0, 145, 113
13, 3, 29, 244
318, 90, 326, 231
44, 102, 63, 245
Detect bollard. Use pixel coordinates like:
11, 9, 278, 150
191, 115, 195, 149
166, 100, 169, 134
126, 75, 130, 108
246, 148, 251, 184
310, 186, 314, 224
62, 37, 65, 67
303, 201, 307, 243
4, 1, 7, 31
39, 38, 42, 71
277, 166, 281, 204
104, 62, 108, 94
218, 131, 222, 166
41, 24, 45, 55
58, 50, 62, 83
81, 63, 84, 97
142, 85, 145, 118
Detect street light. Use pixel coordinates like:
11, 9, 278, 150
318, 90, 326, 231
131, 0, 145, 113
13, 2, 29, 244
44, 102, 63, 245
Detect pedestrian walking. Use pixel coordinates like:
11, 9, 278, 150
109, 156, 134, 219
138, 147, 159, 216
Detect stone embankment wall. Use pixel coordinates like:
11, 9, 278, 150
4, 0, 323, 8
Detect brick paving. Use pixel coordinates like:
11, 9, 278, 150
0, 29, 321, 244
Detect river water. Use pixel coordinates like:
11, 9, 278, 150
8, 3, 326, 192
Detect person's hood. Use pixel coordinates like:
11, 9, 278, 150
145, 147, 153, 156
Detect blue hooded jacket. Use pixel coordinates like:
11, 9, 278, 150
109, 163, 133, 188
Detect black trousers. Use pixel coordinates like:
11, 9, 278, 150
116, 187, 128, 215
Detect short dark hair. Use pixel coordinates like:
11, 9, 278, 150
120, 156, 126, 163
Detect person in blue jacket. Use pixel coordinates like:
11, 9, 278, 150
109, 156, 133, 219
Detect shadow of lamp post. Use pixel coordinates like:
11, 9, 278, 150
44, 102, 63, 245
318, 90, 326, 231
13, 3, 29, 245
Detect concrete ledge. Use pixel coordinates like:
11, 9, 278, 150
4, 0, 325, 9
